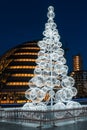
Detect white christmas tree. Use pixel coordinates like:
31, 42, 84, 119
23, 6, 81, 112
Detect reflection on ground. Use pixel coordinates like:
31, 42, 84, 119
0, 121, 87, 130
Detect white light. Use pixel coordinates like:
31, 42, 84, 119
23, 5, 81, 112
66, 101, 82, 116
53, 102, 66, 118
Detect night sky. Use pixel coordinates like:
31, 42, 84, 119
0, 0, 87, 72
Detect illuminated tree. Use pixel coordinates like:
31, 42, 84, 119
23, 6, 81, 112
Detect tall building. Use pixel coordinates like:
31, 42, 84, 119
73, 54, 83, 71
71, 55, 87, 98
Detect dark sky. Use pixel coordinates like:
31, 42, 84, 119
0, 0, 87, 72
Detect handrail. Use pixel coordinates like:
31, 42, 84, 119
0, 106, 87, 128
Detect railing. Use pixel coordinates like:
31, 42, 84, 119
0, 106, 87, 128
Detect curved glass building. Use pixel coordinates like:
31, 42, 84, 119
0, 41, 39, 104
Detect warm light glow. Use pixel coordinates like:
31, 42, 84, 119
12, 73, 34, 77
6, 82, 36, 86
73, 55, 82, 71
14, 52, 38, 55
21, 47, 39, 50
14, 59, 36, 62
8, 66, 36, 69
7, 82, 28, 86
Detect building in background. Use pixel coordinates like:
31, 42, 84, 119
73, 54, 83, 71
0, 42, 87, 106
70, 54, 87, 98
0, 41, 39, 105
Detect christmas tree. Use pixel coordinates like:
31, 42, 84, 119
23, 6, 81, 112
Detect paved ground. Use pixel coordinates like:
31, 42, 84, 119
0, 120, 87, 130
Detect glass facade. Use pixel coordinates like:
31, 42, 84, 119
0, 41, 39, 104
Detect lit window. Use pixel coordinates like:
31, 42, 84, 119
8, 66, 36, 69
11, 73, 34, 77
6, 82, 28, 86
21, 47, 39, 50
14, 52, 38, 55
14, 59, 36, 62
